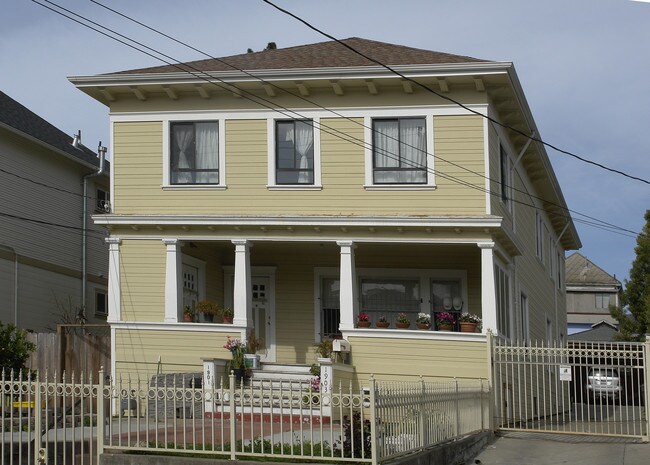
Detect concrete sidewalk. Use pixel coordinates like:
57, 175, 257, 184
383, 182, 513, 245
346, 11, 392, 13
473, 434, 650, 465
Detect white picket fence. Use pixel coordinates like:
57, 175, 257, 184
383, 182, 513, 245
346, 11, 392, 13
0, 369, 490, 465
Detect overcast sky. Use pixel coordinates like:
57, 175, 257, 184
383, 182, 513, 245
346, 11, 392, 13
1, 0, 648, 284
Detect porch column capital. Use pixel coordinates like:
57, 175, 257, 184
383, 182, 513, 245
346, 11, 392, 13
164, 238, 182, 323
480, 243, 498, 335
107, 238, 121, 323
233, 239, 253, 328
477, 241, 495, 250
338, 241, 358, 332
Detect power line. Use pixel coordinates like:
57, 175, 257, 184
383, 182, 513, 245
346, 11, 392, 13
261, 0, 650, 187
0, 167, 100, 200
0, 210, 108, 243
33, 0, 644, 240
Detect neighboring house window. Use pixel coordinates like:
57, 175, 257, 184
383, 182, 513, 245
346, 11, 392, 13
520, 293, 529, 343
557, 250, 563, 290
360, 278, 421, 325
499, 144, 511, 208
275, 120, 314, 184
95, 188, 109, 213
372, 118, 427, 184
95, 290, 108, 317
495, 264, 511, 338
170, 121, 219, 184
321, 277, 341, 339
595, 293, 610, 309
536, 212, 544, 260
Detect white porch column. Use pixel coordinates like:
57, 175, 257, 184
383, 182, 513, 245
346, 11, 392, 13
106, 238, 122, 323
337, 240, 358, 332
163, 239, 182, 322
232, 239, 253, 327
479, 242, 498, 334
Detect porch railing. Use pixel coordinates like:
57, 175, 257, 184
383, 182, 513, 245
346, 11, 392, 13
0, 369, 490, 465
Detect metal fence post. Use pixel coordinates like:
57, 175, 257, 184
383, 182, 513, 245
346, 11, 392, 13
34, 371, 42, 461
368, 375, 378, 465
454, 377, 460, 438
229, 371, 236, 460
98, 367, 105, 460
419, 375, 425, 448
643, 335, 650, 442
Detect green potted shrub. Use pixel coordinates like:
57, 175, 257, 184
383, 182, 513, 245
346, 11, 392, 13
221, 307, 234, 324
183, 305, 195, 322
196, 300, 218, 322
315, 338, 333, 362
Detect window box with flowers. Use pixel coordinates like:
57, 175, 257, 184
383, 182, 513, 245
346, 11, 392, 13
435, 312, 456, 331
459, 313, 481, 333
357, 312, 371, 328
416, 312, 431, 330
376, 315, 390, 328
396, 312, 410, 329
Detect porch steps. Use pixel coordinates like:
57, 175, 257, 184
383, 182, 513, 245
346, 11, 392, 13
249, 363, 315, 390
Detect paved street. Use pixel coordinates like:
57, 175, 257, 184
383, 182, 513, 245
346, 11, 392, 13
474, 433, 650, 465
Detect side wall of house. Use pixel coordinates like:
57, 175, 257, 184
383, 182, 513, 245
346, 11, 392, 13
488, 122, 567, 343
0, 128, 109, 330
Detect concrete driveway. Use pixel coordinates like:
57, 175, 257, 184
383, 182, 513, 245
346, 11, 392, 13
474, 433, 650, 465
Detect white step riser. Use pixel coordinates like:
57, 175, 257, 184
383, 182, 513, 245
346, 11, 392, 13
259, 363, 313, 374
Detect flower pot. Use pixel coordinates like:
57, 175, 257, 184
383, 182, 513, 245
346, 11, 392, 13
202, 313, 214, 323
416, 323, 431, 330
395, 322, 410, 329
183, 314, 194, 322
357, 321, 371, 328
460, 322, 478, 333
244, 354, 260, 369
437, 324, 453, 331
376, 321, 390, 328
222, 315, 233, 324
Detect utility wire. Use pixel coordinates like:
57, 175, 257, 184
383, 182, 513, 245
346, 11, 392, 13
261, 0, 650, 187
33, 0, 644, 239
0, 210, 108, 243
85, 1, 644, 239
0, 167, 100, 200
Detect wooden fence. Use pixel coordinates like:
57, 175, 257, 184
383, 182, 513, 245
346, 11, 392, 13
25, 324, 110, 379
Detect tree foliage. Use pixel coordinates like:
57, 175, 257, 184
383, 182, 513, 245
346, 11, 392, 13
611, 210, 650, 341
0, 321, 36, 373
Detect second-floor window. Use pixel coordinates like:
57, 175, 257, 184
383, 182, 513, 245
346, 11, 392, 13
170, 121, 219, 184
275, 120, 314, 184
373, 117, 427, 184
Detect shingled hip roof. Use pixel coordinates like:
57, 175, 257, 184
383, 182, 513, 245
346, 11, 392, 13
115, 37, 488, 75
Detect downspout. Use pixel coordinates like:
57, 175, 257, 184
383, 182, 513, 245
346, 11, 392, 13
0, 244, 18, 325
82, 143, 107, 315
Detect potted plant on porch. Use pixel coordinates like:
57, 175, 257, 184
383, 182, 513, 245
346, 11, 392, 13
315, 338, 333, 362
196, 300, 218, 322
224, 336, 247, 383
376, 315, 390, 328
183, 305, 195, 322
416, 313, 431, 330
244, 331, 263, 369
356, 312, 371, 328
221, 307, 234, 324
396, 313, 410, 329
435, 312, 456, 331
459, 313, 481, 333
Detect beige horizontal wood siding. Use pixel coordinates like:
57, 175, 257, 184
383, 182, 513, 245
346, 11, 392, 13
348, 336, 488, 383
433, 115, 486, 214
113, 115, 486, 216
114, 327, 236, 379
120, 240, 166, 322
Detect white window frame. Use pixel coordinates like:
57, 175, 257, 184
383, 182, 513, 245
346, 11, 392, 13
363, 114, 435, 189
95, 187, 109, 213
499, 142, 512, 213
267, 117, 322, 190
162, 118, 227, 189
494, 261, 513, 340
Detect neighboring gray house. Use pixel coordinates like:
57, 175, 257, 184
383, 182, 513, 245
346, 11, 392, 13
565, 252, 621, 335
567, 320, 618, 342
0, 90, 109, 332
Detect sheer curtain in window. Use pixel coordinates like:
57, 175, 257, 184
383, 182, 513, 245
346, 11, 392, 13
400, 119, 426, 183
374, 120, 399, 183
195, 122, 219, 183
284, 121, 314, 184
172, 125, 194, 183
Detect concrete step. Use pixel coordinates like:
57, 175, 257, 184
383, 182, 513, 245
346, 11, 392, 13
258, 362, 313, 374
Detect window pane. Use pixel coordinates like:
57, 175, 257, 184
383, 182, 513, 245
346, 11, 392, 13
276, 120, 314, 185
373, 118, 426, 184
360, 279, 420, 325
321, 278, 340, 338
170, 122, 219, 185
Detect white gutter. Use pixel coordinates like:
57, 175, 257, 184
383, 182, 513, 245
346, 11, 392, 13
82, 144, 106, 314
68, 62, 514, 88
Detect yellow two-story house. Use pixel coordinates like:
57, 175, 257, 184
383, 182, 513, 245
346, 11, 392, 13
70, 38, 580, 384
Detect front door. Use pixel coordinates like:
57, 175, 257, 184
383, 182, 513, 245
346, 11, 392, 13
252, 277, 275, 362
